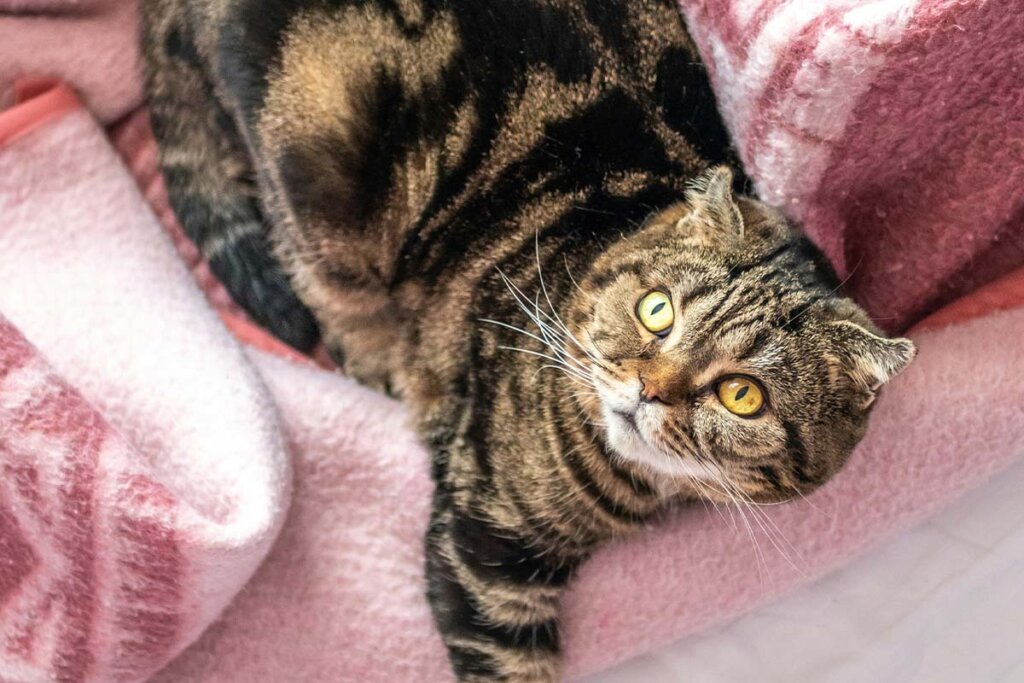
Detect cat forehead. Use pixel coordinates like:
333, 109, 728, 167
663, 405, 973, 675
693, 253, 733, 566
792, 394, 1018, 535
588, 255, 728, 294
587, 274, 828, 371
591, 237, 800, 291
594, 259, 802, 312
660, 313, 785, 366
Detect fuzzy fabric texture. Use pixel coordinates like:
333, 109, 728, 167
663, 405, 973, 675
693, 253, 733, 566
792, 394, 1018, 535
0, 85, 290, 683
0, 0, 142, 124
680, 0, 1024, 331
0, 0, 1023, 681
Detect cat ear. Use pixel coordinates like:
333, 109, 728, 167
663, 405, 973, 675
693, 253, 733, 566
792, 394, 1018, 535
682, 165, 745, 238
828, 320, 917, 393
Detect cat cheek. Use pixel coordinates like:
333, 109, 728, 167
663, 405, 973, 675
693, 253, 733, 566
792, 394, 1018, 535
739, 428, 787, 459
708, 418, 785, 460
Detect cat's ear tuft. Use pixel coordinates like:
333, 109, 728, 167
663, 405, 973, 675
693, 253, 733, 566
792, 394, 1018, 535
828, 320, 917, 394
684, 165, 745, 238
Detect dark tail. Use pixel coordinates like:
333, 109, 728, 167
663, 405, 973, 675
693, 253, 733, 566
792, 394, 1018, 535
140, 0, 319, 351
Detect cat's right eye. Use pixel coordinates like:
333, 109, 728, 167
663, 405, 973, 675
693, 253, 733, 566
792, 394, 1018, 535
636, 290, 674, 335
716, 375, 766, 417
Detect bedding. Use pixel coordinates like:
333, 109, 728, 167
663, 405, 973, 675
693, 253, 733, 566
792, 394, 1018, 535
1, 0, 1022, 681
592, 449, 1024, 683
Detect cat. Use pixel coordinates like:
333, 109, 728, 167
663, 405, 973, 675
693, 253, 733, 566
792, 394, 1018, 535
140, 1, 917, 680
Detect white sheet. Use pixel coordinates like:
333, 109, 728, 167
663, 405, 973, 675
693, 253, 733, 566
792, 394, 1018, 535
589, 452, 1024, 683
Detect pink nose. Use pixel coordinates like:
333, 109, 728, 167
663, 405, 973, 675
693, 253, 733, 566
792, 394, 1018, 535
640, 377, 670, 404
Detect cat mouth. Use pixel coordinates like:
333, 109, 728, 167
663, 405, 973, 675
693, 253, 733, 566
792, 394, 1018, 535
613, 409, 641, 434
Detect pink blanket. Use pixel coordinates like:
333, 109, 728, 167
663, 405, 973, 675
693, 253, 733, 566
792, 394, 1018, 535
1, 1, 1023, 682
682, 0, 1024, 331
0, 83, 291, 682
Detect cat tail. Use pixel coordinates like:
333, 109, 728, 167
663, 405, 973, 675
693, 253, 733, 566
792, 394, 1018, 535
140, 0, 320, 351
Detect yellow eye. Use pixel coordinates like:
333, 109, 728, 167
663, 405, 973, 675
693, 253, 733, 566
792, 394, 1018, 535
717, 376, 765, 417
637, 291, 674, 335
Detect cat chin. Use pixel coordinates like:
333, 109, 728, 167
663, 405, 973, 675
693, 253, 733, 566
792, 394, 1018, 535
602, 407, 713, 483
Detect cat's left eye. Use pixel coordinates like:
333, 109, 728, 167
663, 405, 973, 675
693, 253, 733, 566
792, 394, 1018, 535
636, 290, 674, 335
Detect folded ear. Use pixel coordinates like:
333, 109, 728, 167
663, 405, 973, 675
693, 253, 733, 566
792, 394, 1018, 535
828, 320, 917, 393
681, 165, 745, 238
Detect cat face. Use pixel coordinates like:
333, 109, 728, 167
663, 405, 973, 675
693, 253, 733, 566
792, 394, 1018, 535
570, 167, 915, 503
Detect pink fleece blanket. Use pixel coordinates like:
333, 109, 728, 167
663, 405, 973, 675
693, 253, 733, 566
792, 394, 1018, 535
1, 1, 1023, 682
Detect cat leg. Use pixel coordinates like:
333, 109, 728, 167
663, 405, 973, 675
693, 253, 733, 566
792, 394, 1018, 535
140, 1, 319, 350
426, 501, 575, 683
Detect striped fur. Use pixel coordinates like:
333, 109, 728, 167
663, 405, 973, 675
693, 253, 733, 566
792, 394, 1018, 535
140, 2, 915, 680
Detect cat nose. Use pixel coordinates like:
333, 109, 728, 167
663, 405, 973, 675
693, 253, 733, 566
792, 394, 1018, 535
640, 376, 672, 405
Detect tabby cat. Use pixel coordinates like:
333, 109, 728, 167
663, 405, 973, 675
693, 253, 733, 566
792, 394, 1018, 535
141, 0, 916, 680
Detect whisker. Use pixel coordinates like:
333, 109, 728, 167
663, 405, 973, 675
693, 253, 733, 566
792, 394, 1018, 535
498, 252, 613, 373
500, 353, 593, 386
685, 454, 782, 589
496, 271, 589, 363
563, 254, 596, 303
702, 463, 806, 577
478, 317, 557, 350
728, 481, 806, 557
532, 364, 593, 388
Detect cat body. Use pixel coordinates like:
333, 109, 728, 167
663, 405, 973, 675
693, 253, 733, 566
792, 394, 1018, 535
141, 1, 915, 680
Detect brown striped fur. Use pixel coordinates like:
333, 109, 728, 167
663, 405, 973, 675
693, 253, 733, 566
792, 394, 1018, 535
141, 1, 916, 679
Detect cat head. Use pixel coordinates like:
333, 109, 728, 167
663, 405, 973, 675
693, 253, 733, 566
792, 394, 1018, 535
568, 166, 915, 502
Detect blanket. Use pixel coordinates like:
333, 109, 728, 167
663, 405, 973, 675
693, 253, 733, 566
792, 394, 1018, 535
681, 0, 1024, 331
1, 0, 1022, 681
0, 82, 290, 683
